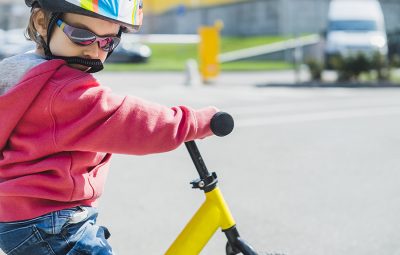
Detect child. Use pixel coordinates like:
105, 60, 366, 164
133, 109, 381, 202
0, 0, 218, 254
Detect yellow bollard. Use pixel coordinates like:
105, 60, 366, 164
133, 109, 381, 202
198, 21, 223, 83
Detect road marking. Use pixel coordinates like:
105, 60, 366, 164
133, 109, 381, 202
236, 106, 400, 127
227, 98, 400, 115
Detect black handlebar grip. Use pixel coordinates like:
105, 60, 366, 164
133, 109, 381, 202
210, 112, 234, 137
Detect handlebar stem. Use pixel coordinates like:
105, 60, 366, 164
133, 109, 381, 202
185, 141, 210, 179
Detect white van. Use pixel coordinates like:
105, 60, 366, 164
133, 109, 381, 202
324, 0, 388, 66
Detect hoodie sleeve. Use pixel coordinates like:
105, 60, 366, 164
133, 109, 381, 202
50, 74, 218, 155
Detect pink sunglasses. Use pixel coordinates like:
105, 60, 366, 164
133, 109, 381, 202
56, 19, 121, 52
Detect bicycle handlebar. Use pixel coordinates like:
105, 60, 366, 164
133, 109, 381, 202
210, 112, 234, 137
184, 112, 234, 180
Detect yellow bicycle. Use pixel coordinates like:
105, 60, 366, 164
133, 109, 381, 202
165, 112, 258, 255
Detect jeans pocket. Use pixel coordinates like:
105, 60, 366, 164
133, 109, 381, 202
35, 207, 83, 235
0, 225, 54, 255
66, 224, 113, 255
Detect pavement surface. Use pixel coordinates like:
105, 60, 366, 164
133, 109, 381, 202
2, 70, 400, 255
93, 71, 400, 255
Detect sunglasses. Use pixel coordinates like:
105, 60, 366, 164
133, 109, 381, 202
56, 19, 121, 52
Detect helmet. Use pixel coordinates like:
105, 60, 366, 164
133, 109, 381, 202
25, 0, 143, 73
25, 0, 143, 33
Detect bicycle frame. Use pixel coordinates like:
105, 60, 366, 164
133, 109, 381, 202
165, 187, 235, 254
164, 139, 258, 255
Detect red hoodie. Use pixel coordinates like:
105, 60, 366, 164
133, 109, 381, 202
0, 60, 217, 222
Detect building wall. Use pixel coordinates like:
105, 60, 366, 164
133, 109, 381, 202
141, 0, 400, 36
141, 0, 330, 36
143, 0, 241, 14
1, 0, 400, 36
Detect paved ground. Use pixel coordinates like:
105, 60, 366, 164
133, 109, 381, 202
2, 70, 400, 255
92, 71, 400, 255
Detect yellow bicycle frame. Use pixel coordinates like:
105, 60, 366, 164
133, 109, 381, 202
165, 187, 236, 255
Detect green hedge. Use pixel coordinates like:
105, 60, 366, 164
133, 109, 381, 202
105, 36, 291, 71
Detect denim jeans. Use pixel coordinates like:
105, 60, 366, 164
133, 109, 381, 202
0, 206, 114, 255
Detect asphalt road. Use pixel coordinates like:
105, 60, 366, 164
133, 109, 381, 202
92, 72, 400, 255
2, 71, 399, 255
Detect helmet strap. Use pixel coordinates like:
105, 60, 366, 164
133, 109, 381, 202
43, 12, 105, 73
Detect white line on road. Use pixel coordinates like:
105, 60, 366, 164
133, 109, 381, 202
236, 106, 400, 127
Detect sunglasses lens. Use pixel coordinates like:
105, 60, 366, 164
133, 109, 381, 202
99, 37, 121, 52
70, 28, 96, 46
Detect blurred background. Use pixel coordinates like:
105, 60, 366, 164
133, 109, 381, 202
2, 0, 400, 83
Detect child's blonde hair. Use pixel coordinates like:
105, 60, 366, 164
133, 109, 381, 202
25, 8, 53, 49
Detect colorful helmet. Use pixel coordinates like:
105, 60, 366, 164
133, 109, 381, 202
25, 0, 143, 33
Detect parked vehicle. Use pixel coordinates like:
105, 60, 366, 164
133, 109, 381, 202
107, 42, 152, 63
324, 0, 388, 67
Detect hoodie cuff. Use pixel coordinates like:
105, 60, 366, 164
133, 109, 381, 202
193, 106, 219, 139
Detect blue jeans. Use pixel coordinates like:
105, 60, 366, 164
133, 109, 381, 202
0, 206, 114, 255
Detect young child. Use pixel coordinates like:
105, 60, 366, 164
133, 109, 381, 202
0, 0, 218, 254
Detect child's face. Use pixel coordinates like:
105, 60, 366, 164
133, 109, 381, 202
49, 13, 120, 71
